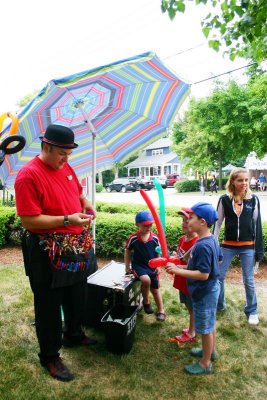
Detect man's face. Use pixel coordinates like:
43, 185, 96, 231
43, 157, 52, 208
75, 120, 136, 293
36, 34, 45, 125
45, 145, 73, 169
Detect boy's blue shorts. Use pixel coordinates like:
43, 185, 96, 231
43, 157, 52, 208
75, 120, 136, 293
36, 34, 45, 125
192, 281, 220, 334
132, 265, 159, 289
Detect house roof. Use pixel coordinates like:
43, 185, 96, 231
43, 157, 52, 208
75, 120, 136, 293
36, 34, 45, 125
125, 152, 179, 168
145, 137, 172, 150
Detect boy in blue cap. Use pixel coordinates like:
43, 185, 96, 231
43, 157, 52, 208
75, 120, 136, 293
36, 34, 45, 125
125, 210, 166, 321
166, 202, 221, 374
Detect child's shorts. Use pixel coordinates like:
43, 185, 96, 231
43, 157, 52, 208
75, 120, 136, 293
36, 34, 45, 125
132, 265, 159, 289
179, 291, 193, 308
192, 282, 220, 334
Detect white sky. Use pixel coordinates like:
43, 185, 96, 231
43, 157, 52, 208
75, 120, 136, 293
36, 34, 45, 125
0, 0, 249, 114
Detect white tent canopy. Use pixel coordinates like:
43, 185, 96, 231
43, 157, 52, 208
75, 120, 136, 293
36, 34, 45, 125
222, 164, 237, 172
245, 152, 267, 171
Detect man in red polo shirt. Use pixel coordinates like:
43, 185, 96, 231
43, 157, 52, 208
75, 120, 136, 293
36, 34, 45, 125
15, 124, 97, 382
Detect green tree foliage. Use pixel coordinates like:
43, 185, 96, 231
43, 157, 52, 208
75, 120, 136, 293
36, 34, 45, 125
18, 90, 39, 108
172, 75, 267, 187
161, 0, 267, 62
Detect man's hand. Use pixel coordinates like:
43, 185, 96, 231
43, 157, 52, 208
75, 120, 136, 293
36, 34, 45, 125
69, 212, 93, 226
80, 196, 96, 220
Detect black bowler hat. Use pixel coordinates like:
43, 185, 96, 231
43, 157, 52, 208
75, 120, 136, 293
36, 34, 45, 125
39, 124, 78, 148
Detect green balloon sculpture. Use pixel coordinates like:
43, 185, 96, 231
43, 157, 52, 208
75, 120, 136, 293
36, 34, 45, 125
153, 177, 166, 232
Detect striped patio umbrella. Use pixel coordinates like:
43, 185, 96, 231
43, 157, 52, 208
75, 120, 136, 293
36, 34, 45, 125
0, 51, 190, 202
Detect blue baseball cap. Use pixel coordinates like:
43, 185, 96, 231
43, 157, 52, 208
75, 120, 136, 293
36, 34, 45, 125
135, 211, 154, 225
187, 202, 218, 225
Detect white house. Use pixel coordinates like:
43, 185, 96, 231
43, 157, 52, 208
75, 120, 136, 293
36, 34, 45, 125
125, 137, 185, 179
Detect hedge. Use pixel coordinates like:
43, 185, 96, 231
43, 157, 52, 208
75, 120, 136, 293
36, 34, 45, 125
1, 204, 267, 261
175, 178, 229, 193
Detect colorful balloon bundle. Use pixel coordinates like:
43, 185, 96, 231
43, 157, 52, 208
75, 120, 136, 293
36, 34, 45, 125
140, 189, 179, 268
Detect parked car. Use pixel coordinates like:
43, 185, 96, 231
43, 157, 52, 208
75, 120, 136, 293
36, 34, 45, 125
165, 174, 180, 187
105, 178, 137, 193
128, 177, 154, 190
149, 176, 167, 189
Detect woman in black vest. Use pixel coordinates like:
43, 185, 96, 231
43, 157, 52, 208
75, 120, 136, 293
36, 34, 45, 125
213, 168, 263, 325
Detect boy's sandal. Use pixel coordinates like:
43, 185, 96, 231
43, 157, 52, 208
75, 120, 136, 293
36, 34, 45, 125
169, 331, 197, 344
143, 303, 154, 314
169, 328, 189, 342
156, 312, 166, 321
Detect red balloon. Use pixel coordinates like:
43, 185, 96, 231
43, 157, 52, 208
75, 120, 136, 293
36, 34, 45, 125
148, 256, 180, 269
148, 257, 168, 268
167, 256, 180, 265
140, 189, 168, 258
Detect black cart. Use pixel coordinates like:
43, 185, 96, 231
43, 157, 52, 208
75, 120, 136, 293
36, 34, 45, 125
84, 261, 142, 329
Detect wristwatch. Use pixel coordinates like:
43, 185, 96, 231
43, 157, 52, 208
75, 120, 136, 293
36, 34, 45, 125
63, 215, 70, 226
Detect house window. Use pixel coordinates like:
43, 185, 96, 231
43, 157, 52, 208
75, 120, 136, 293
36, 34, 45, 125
152, 149, 163, 156
164, 166, 171, 174
149, 166, 161, 176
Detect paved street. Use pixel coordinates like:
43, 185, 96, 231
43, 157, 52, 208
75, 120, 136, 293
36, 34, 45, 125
96, 188, 267, 220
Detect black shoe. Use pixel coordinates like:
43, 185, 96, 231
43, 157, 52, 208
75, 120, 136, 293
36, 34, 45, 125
62, 334, 98, 347
143, 302, 154, 314
41, 357, 74, 382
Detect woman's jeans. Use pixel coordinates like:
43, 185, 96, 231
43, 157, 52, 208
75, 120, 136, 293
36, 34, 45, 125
218, 247, 257, 316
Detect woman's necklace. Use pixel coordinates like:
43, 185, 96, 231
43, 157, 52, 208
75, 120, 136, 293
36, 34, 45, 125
234, 194, 245, 205
234, 193, 246, 205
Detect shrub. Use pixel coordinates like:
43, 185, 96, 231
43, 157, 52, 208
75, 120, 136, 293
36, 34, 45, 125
95, 213, 182, 258
96, 201, 180, 217
96, 183, 103, 193
0, 207, 18, 246
0, 204, 266, 262
175, 179, 199, 193
175, 178, 229, 193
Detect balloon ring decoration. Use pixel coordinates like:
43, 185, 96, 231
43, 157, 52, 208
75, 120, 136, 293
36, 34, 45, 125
139, 189, 179, 268
0, 135, 26, 166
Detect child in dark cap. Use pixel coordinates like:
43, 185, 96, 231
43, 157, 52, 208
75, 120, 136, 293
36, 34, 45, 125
125, 211, 166, 321
167, 202, 221, 375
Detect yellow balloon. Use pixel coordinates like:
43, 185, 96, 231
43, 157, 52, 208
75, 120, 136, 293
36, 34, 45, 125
0, 112, 19, 136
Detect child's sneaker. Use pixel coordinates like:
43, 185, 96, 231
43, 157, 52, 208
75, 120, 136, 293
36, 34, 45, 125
190, 347, 217, 361
248, 314, 259, 325
184, 362, 213, 375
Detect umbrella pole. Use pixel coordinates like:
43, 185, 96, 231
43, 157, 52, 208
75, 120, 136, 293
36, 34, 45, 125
91, 129, 96, 247
75, 103, 97, 248
85, 120, 96, 250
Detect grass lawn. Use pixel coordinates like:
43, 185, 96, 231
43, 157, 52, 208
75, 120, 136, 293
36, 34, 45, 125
0, 258, 267, 400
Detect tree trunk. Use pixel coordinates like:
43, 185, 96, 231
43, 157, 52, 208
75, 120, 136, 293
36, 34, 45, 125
114, 166, 119, 179
98, 172, 103, 185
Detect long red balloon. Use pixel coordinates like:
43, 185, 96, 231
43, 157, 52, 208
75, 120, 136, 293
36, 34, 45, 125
140, 189, 168, 258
